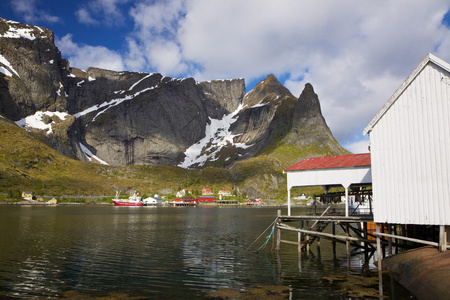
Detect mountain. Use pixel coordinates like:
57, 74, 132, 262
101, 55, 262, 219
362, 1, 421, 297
0, 17, 348, 178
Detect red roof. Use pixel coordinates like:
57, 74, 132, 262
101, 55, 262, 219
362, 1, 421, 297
284, 153, 371, 172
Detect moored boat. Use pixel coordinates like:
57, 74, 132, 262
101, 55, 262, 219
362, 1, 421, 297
113, 191, 143, 206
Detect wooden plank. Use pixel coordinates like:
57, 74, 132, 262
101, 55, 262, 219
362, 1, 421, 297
281, 239, 300, 245
278, 224, 374, 243
375, 232, 439, 247
310, 205, 332, 229
278, 215, 374, 223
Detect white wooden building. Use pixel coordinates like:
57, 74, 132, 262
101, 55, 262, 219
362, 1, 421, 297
284, 153, 372, 217
363, 53, 450, 226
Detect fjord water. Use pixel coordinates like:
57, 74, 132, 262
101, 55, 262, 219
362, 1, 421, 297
0, 206, 412, 299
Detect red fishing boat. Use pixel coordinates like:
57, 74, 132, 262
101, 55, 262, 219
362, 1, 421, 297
113, 191, 143, 206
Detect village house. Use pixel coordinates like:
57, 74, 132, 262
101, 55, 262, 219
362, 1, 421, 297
218, 190, 232, 197
47, 198, 57, 205
176, 189, 191, 198
197, 196, 215, 203
246, 199, 263, 205
21, 191, 33, 200
284, 153, 372, 217
170, 197, 198, 206
202, 187, 212, 195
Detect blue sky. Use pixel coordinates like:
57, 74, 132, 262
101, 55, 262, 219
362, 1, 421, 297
2, 0, 450, 153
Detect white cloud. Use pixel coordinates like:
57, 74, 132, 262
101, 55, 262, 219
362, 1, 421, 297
10, 0, 60, 24
54, 0, 450, 149
56, 34, 125, 71
125, 0, 186, 74
76, 0, 130, 26
75, 8, 98, 25
344, 138, 370, 154
164, 0, 449, 147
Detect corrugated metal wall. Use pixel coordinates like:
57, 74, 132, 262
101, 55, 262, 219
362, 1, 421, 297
371, 63, 450, 225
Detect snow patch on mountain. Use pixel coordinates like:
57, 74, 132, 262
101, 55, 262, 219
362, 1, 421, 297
0, 53, 20, 78
129, 73, 153, 91
79, 142, 109, 165
178, 103, 252, 168
15, 111, 70, 134
74, 85, 158, 121
0, 20, 46, 40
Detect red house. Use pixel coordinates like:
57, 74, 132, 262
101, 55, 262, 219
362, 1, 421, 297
170, 197, 198, 206
246, 199, 263, 205
197, 196, 216, 203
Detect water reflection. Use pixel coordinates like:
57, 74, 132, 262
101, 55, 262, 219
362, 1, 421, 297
0, 206, 414, 299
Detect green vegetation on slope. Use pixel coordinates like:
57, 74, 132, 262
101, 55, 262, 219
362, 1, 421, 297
0, 117, 277, 201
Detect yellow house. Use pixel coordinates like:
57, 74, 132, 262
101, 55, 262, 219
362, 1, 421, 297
47, 198, 57, 205
21, 191, 33, 200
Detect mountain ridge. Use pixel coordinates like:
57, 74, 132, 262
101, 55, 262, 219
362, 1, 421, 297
0, 17, 349, 200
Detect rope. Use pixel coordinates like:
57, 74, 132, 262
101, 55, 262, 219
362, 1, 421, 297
244, 218, 277, 252
255, 224, 275, 252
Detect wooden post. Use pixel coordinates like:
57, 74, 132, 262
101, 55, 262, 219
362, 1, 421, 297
363, 222, 369, 262
287, 189, 291, 217
388, 224, 392, 256
276, 210, 281, 251
346, 223, 350, 269
439, 225, 447, 252
376, 223, 383, 296
332, 221, 336, 260
381, 223, 386, 258
345, 186, 349, 217
298, 231, 302, 253
306, 220, 310, 254
394, 225, 398, 254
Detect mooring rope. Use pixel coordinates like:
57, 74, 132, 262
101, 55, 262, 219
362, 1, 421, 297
255, 223, 275, 252
244, 218, 277, 252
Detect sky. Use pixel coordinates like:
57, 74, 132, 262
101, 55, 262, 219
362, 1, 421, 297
2, 0, 450, 154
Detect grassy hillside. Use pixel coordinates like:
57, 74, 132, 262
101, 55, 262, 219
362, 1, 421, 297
0, 115, 340, 202
0, 117, 281, 201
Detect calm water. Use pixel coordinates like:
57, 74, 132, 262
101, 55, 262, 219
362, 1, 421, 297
0, 206, 413, 299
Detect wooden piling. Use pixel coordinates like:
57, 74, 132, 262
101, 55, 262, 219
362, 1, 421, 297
376, 223, 383, 296
439, 225, 447, 252
276, 210, 281, 251
363, 222, 368, 262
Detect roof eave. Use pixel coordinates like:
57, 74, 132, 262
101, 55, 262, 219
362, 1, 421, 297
363, 53, 450, 135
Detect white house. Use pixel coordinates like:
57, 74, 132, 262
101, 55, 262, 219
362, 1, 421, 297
363, 53, 450, 226
284, 153, 372, 216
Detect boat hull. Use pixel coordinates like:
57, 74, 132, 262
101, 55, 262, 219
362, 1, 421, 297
113, 200, 143, 207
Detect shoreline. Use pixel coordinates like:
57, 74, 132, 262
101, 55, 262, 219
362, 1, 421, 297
0, 200, 312, 208
382, 246, 450, 300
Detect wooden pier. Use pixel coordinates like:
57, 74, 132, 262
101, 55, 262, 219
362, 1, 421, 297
275, 207, 378, 259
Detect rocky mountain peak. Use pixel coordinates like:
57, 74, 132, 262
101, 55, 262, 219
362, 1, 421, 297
244, 74, 293, 108
286, 82, 346, 154
0, 17, 53, 41
295, 82, 323, 119
1, 17, 348, 169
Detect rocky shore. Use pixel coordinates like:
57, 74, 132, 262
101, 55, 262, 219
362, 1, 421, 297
382, 246, 450, 300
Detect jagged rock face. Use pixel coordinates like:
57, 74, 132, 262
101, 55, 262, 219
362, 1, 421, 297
198, 79, 245, 119
1, 17, 348, 169
0, 18, 68, 119
287, 83, 345, 153
78, 75, 210, 165
230, 75, 298, 159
